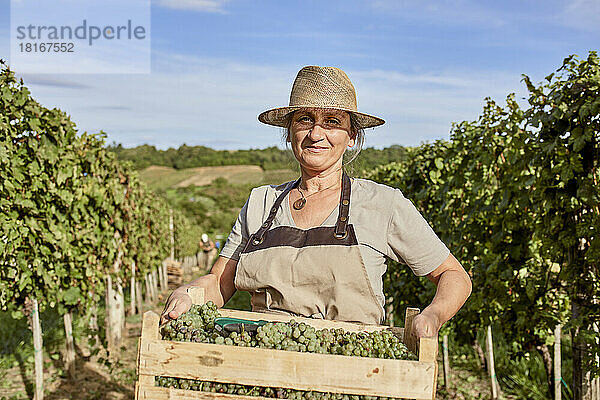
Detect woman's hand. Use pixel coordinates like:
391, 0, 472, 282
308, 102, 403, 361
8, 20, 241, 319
160, 256, 238, 325
160, 286, 193, 325
411, 310, 441, 338
413, 253, 472, 338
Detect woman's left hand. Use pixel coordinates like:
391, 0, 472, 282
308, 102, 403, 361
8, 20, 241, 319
412, 253, 472, 339
411, 310, 441, 338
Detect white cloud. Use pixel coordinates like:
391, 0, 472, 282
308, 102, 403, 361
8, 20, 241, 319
560, 0, 600, 32
13, 49, 529, 150
154, 0, 229, 13
370, 0, 507, 29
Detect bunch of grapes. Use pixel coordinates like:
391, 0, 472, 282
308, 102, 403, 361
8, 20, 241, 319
157, 302, 415, 399
254, 321, 412, 359
161, 302, 221, 343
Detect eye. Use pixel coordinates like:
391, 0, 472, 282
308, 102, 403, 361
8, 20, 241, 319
296, 115, 313, 124
325, 117, 341, 125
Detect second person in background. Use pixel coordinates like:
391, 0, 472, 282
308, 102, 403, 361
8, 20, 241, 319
197, 233, 216, 272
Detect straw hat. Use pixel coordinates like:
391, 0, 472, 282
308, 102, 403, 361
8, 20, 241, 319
258, 66, 385, 129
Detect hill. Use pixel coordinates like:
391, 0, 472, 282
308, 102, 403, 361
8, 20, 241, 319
109, 144, 408, 173
139, 165, 296, 192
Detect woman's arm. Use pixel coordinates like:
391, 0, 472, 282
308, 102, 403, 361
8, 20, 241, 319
412, 253, 472, 338
160, 256, 238, 325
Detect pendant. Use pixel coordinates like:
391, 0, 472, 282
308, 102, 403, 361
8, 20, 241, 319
293, 198, 306, 210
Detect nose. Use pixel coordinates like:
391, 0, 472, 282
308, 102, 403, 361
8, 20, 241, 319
308, 124, 325, 141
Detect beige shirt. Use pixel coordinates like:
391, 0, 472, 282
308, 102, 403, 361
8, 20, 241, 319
220, 178, 450, 310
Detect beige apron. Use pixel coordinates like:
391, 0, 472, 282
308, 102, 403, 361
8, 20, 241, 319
234, 173, 383, 324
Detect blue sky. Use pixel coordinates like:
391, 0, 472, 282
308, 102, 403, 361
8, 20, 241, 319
0, 0, 598, 149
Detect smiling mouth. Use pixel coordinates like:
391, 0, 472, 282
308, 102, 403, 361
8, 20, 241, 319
305, 146, 329, 151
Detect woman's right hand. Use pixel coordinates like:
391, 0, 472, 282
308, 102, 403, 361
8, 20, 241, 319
160, 286, 192, 325
159, 256, 238, 325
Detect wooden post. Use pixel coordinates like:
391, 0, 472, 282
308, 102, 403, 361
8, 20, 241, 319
147, 272, 153, 301
157, 261, 165, 292
555, 324, 562, 400
31, 298, 44, 400
89, 305, 98, 331
136, 281, 143, 314
486, 325, 498, 399
152, 268, 159, 297
116, 278, 125, 334
149, 273, 155, 302
106, 274, 123, 356
160, 260, 168, 292
442, 334, 450, 388
63, 311, 76, 380
151, 271, 158, 300
106, 275, 114, 352
130, 261, 136, 316
386, 296, 394, 327
159, 263, 164, 291
162, 259, 168, 290
144, 274, 152, 303
169, 209, 175, 260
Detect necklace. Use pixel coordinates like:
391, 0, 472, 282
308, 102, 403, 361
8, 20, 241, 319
292, 181, 341, 210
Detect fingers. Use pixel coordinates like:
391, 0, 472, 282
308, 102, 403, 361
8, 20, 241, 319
413, 322, 433, 338
411, 314, 437, 338
160, 293, 191, 325
160, 299, 178, 325
169, 298, 189, 319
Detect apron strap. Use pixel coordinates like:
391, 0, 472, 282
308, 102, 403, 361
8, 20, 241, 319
252, 178, 300, 244
334, 172, 351, 239
252, 172, 352, 244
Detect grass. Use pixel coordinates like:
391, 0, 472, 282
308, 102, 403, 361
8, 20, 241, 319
138, 166, 200, 191
139, 164, 297, 193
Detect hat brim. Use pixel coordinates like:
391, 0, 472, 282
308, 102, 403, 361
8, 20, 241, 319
258, 106, 385, 129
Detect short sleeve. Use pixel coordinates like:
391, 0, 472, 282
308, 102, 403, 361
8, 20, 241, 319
219, 197, 250, 261
387, 189, 450, 276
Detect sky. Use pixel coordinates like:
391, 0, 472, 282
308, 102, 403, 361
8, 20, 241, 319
0, 0, 598, 150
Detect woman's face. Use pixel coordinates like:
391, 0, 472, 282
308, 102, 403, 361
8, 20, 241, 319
288, 108, 355, 175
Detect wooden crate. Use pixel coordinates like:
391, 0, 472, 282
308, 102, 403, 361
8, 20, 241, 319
136, 289, 438, 400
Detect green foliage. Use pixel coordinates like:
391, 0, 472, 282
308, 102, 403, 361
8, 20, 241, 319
369, 52, 600, 390
0, 59, 198, 316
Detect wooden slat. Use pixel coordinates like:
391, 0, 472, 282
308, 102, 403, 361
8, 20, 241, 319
419, 337, 439, 400
404, 308, 419, 355
139, 339, 435, 398
137, 311, 161, 400
418, 337, 438, 363
138, 386, 273, 400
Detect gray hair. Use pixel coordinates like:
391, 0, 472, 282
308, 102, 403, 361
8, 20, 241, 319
282, 111, 365, 167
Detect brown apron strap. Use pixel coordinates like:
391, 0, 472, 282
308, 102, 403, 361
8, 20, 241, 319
334, 172, 351, 239
251, 178, 300, 245
252, 172, 351, 245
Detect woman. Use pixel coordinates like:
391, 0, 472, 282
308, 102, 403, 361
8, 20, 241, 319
161, 66, 472, 338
